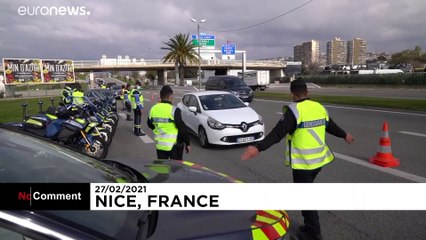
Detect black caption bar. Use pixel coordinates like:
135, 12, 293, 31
1, 183, 90, 210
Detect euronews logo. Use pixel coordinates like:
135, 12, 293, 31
17, 5, 91, 16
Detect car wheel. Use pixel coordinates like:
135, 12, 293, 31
198, 126, 209, 148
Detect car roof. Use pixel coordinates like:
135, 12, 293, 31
184, 91, 233, 97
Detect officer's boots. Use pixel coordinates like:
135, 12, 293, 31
138, 128, 146, 136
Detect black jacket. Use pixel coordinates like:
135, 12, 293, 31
147, 101, 190, 146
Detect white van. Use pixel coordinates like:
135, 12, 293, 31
237, 70, 270, 91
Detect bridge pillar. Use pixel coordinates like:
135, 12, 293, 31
270, 69, 284, 81
157, 69, 166, 86
89, 72, 95, 89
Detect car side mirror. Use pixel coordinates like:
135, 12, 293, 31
188, 106, 197, 113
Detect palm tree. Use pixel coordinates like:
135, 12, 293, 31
162, 33, 199, 86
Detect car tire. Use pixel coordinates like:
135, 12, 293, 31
198, 126, 209, 148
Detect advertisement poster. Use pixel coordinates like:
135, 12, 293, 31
2, 58, 42, 85
42, 60, 75, 83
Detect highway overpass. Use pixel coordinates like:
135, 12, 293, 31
0, 59, 286, 85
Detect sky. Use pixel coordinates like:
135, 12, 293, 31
1, 0, 425, 61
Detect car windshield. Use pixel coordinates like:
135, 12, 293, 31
199, 94, 247, 110
226, 78, 246, 87
0, 128, 133, 183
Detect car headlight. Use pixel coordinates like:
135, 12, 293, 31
249, 89, 253, 94
258, 115, 264, 125
207, 117, 225, 130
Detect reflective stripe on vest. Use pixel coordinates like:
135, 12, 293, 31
284, 100, 334, 170
149, 103, 178, 151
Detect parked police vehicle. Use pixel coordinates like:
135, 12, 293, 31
205, 75, 254, 102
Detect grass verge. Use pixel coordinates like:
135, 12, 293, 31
0, 97, 61, 123
254, 92, 426, 112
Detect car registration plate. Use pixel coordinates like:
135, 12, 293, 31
237, 136, 255, 143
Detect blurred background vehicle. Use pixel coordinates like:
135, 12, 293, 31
205, 75, 254, 102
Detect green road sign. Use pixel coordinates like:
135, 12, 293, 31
192, 39, 215, 47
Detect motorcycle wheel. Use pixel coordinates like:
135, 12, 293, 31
82, 136, 108, 159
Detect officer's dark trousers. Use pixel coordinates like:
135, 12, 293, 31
133, 109, 141, 132
156, 143, 184, 160
125, 102, 132, 120
293, 168, 322, 237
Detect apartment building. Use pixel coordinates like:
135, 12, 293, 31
326, 37, 346, 65
347, 38, 367, 65
293, 40, 320, 65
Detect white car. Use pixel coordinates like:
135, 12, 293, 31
177, 91, 265, 147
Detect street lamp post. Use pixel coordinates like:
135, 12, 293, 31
190, 18, 206, 91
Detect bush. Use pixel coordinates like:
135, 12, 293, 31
302, 73, 426, 85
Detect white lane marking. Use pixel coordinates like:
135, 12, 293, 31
276, 112, 283, 115
254, 99, 426, 117
139, 134, 154, 143
334, 152, 426, 183
398, 131, 426, 138
118, 113, 126, 120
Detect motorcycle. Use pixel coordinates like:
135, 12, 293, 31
7, 105, 109, 159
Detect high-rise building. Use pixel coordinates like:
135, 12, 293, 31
347, 38, 367, 65
293, 40, 320, 65
293, 44, 303, 62
326, 37, 346, 65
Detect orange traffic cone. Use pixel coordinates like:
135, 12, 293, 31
150, 93, 154, 102
369, 121, 400, 167
158, 96, 161, 103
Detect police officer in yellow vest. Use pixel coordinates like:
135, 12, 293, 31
130, 81, 145, 136
241, 79, 354, 240
60, 86, 73, 105
148, 85, 190, 160
72, 85, 85, 106
120, 83, 132, 121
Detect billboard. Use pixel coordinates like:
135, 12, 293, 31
2, 58, 42, 85
42, 60, 75, 83
2, 58, 75, 85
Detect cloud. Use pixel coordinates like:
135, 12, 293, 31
0, 0, 425, 60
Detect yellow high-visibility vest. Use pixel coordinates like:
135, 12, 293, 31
149, 103, 178, 151
72, 90, 85, 105
130, 88, 144, 110
284, 100, 334, 170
